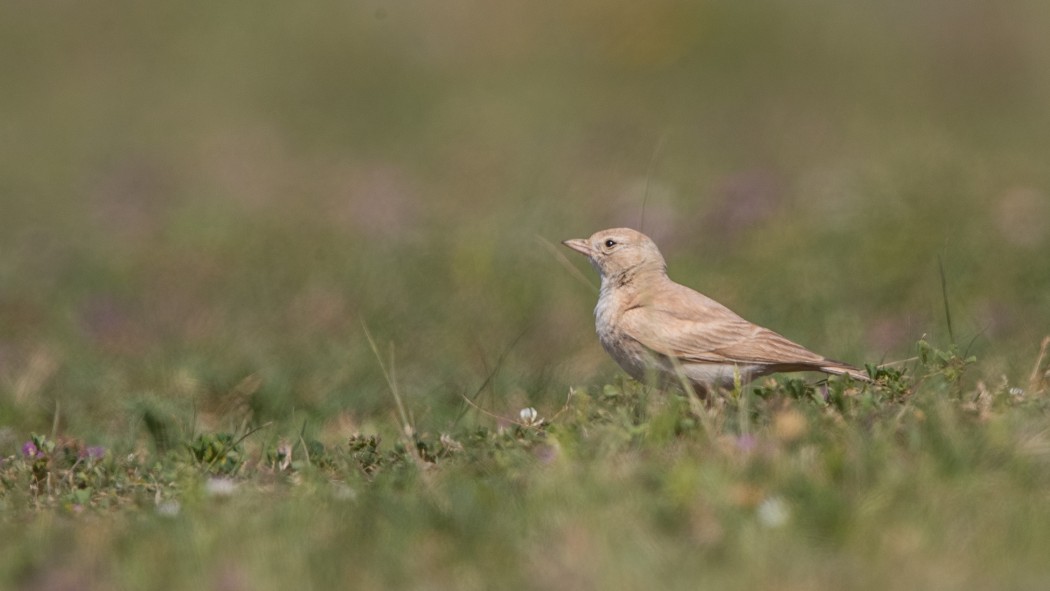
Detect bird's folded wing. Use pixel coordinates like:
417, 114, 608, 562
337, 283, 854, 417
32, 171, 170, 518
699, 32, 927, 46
620, 295, 828, 366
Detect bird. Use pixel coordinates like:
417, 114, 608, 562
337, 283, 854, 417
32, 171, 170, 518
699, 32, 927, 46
562, 228, 870, 394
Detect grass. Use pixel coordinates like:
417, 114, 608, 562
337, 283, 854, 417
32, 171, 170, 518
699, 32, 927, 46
2, 342, 1050, 590
3, 0, 1050, 589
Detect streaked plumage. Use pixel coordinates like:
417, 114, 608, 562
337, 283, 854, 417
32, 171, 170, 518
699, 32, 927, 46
563, 228, 869, 393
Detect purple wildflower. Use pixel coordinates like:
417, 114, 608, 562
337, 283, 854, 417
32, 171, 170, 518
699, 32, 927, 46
735, 434, 758, 453
22, 441, 42, 458
85, 446, 106, 460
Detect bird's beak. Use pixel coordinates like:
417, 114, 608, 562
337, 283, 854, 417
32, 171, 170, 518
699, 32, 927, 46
562, 238, 593, 257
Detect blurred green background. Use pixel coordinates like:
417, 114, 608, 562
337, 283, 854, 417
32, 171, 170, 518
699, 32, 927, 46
4, 3, 1050, 590
2, 0, 1049, 440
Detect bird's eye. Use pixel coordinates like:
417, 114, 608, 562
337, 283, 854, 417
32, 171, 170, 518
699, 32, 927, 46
604, 239, 617, 248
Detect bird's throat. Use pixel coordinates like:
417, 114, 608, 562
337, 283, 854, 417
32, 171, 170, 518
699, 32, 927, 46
605, 265, 666, 291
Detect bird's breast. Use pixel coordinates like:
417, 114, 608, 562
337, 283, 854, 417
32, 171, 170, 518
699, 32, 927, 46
592, 292, 620, 342
593, 292, 650, 382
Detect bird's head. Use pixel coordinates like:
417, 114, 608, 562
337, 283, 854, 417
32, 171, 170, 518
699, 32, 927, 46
562, 228, 667, 284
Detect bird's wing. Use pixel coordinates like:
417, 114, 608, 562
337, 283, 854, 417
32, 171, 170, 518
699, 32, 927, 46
620, 284, 828, 366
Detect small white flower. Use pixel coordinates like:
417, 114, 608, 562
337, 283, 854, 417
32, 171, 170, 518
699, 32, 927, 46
332, 483, 356, 501
757, 496, 790, 528
519, 407, 541, 426
205, 477, 237, 497
156, 500, 181, 517
1009, 387, 1025, 398
440, 433, 463, 452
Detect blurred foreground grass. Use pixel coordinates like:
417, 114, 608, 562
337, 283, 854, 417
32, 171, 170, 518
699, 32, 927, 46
3, 0, 1050, 589
3, 346, 1050, 590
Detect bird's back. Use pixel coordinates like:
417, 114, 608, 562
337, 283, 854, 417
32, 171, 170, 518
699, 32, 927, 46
618, 278, 862, 380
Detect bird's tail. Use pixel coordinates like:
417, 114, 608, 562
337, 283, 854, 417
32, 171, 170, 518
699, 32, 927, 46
819, 361, 873, 383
